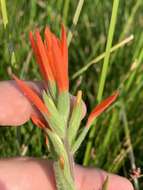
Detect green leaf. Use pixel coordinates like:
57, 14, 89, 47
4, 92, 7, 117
45, 129, 67, 158
58, 91, 70, 123
67, 91, 83, 147
47, 81, 57, 101
72, 127, 89, 154
43, 91, 65, 138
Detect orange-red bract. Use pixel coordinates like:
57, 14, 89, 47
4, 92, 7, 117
29, 32, 48, 82
51, 27, 69, 92
13, 75, 49, 114
31, 114, 46, 129
29, 25, 69, 93
86, 91, 119, 127
35, 30, 54, 82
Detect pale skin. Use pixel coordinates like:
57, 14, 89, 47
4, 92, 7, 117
0, 81, 134, 190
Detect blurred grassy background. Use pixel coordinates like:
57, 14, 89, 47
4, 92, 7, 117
0, 0, 143, 189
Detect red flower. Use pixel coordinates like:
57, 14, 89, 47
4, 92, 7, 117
13, 25, 70, 130
31, 114, 46, 129
13, 24, 118, 131
29, 25, 69, 93
13, 75, 49, 114
86, 91, 119, 127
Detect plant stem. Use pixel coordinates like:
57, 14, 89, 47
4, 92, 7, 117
53, 141, 76, 190
121, 103, 139, 190
64, 138, 75, 181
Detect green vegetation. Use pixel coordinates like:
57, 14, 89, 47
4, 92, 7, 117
0, 0, 143, 189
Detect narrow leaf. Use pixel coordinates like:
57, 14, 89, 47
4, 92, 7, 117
43, 91, 65, 137
58, 91, 70, 124
72, 127, 89, 154
46, 128, 66, 157
31, 114, 46, 129
68, 91, 83, 146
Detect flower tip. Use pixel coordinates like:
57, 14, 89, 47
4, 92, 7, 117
45, 26, 50, 34
35, 28, 42, 40
61, 23, 65, 30
29, 31, 35, 43
76, 90, 82, 104
44, 26, 52, 48
61, 23, 66, 38
31, 114, 46, 129
112, 90, 119, 99
35, 29, 40, 38
86, 91, 119, 128
59, 155, 65, 170
29, 31, 33, 38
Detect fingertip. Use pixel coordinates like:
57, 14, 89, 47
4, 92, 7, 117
75, 165, 134, 190
0, 81, 42, 127
107, 173, 134, 190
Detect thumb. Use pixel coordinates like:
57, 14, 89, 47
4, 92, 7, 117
0, 80, 86, 126
0, 80, 42, 126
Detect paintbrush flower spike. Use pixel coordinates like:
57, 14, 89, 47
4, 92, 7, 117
29, 25, 69, 93
13, 24, 119, 190
14, 24, 118, 141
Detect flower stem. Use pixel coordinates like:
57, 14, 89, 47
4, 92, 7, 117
53, 139, 76, 190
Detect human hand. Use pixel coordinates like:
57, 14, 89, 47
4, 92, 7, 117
0, 81, 134, 190
0, 157, 133, 190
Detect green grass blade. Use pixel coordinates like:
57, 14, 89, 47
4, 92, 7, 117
0, 0, 8, 28
67, 0, 85, 46
97, 0, 120, 102
72, 35, 134, 80
83, 0, 120, 166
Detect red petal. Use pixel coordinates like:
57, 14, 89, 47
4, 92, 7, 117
29, 31, 48, 81
52, 34, 68, 92
44, 41, 56, 80
61, 25, 68, 72
13, 75, 49, 114
35, 30, 54, 82
44, 27, 52, 50
31, 114, 46, 129
61, 24, 69, 91
87, 91, 119, 127
44, 27, 58, 80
